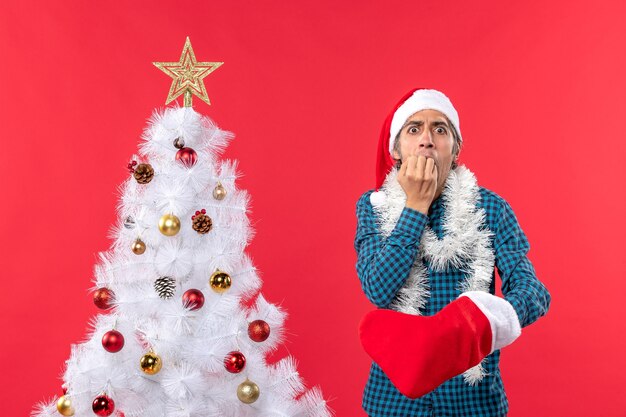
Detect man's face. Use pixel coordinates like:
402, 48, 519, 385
392, 109, 458, 196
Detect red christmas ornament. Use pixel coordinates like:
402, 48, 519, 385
92, 395, 115, 416
182, 289, 205, 310
102, 330, 125, 353
93, 288, 115, 310
127, 160, 138, 173
175, 147, 197, 167
248, 320, 271, 342
224, 351, 246, 373
191, 208, 207, 220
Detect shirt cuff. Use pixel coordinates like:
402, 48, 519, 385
388, 207, 429, 246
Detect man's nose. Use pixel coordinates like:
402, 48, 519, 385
419, 130, 434, 148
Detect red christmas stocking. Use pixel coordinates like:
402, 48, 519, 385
359, 292, 521, 399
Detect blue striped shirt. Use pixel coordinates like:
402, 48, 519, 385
354, 185, 551, 417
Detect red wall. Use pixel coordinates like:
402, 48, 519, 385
1, 1, 625, 416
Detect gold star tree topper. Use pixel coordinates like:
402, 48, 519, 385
153, 37, 223, 107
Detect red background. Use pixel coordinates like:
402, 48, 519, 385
1, 1, 625, 416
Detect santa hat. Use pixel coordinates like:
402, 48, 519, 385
375, 88, 462, 190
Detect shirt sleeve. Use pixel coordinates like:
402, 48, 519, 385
495, 199, 551, 328
354, 191, 429, 308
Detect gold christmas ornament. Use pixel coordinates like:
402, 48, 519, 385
237, 379, 260, 404
213, 182, 227, 200
131, 238, 146, 255
209, 270, 231, 293
56, 395, 75, 416
158, 213, 181, 236
153, 37, 223, 107
140, 351, 163, 375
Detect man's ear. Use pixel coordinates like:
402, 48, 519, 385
392, 149, 400, 160
453, 144, 461, 163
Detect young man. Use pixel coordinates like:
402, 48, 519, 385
355, 88, 551, 416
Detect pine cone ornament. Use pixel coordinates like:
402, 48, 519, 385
133, 163, 154, 184
192, 209, 212, 234
154, 276, 176, 299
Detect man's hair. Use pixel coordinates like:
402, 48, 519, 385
392, 116, 462, 170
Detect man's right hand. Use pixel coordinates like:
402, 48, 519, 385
397, 154, 438, 215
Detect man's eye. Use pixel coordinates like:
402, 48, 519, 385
408, 126, 419, 134
435, 127, 447, 134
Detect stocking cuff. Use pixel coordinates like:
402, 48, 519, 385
459, 291, 522, 353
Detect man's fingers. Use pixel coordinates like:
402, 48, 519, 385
425, 157, 434, 180
415, 155, 426, 178
404, 155, 417, 177
399, 156, 407, 176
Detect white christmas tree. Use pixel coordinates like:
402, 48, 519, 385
33, 38, 332, 417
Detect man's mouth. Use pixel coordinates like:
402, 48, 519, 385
417, 153, 436, 162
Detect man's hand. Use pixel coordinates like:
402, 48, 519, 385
398, 155, 438, 215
